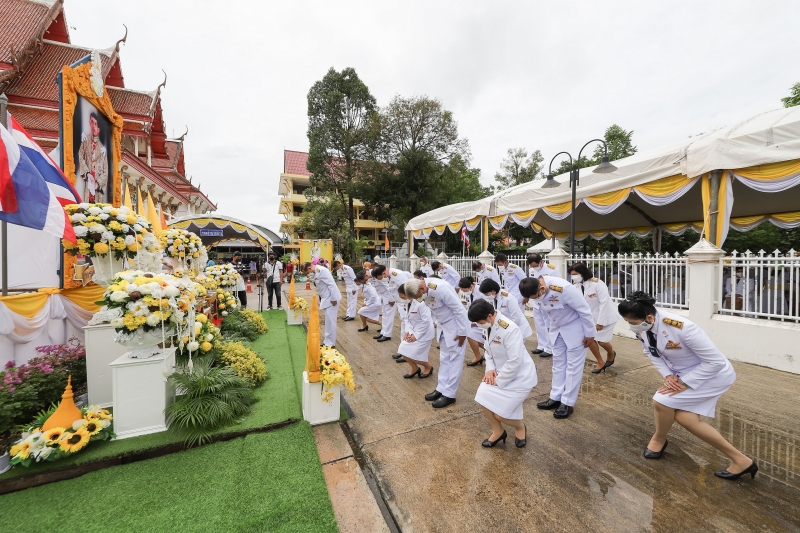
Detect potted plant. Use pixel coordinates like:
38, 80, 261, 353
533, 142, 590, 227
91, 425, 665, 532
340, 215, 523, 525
0, 433, 11, 475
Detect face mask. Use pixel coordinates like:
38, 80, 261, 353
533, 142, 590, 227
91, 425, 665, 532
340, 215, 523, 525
571, 274, 582, 284
531, 264, 542, 272
484, 292, 496, 299
629, 320, 653, 334
477, 321, 492, 330
735, 272, 743, 279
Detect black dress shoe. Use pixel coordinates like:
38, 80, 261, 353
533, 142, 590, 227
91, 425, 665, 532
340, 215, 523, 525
482, 430, 507, 448
377, 336, 392, 343
532, 349, 544, 355
373, 334, 384, 340
553, 404, 574, 419
394, 356, 406, 363
714, 460, 758, 480
343, 316, 355, 322
466, 357, 485, 367
539, 352, 553, 358
536, 398, 561, 410
643, 439, 668, 459
424, 390, 442, 401
515, 423, 527, 448
358, 326, 369, 332
392, 353, 403, 359
432, 396, 456, 408
403, 368, 421, 379
419, 367, 434, 378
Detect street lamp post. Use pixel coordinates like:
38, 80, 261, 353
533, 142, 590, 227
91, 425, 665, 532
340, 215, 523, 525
541, 139, 618, 255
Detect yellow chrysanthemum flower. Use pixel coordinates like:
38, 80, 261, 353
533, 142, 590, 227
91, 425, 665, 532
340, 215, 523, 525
93, 242, 110, 255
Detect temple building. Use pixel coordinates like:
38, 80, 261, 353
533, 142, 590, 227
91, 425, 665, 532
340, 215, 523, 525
0, 0, 215, 217
279, 149, 389, 251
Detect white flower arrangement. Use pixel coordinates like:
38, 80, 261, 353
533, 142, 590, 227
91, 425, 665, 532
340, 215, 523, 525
205, 264, 241, 288
63, 203, 154, 260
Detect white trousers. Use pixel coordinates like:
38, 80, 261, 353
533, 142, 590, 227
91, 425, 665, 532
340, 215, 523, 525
380, 301, 396, 337
548, 334, 587, 407
345, 285, 358, 318
436, 329, 467, 398
533, 307, 553, 353
323, 303, 339, 346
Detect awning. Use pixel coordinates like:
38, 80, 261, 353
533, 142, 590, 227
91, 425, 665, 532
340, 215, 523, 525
168, 215, 275, 252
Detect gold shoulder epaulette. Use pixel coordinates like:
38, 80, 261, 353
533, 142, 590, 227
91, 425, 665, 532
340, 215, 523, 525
510, 264, 517, 268
429, 283, 437, 290
662, 317, 683, 329
486, 266, 493, 271
498, 319, 509, 329
392, 271, 397, 276
501, 290, 509, 297
549, 285, 563, 293
547, 263, 555, 269
590, 277, 599, 282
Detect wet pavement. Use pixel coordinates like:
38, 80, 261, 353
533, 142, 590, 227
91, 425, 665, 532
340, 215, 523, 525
296, 283, 800, 533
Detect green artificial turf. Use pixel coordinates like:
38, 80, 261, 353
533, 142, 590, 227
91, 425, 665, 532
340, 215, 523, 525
0, 310, 302, 480
1, 423, 338, 533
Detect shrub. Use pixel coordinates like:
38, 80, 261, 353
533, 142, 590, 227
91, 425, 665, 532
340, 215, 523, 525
166, 357, 255, 446
220, 310, 260, 342
238, 308, 268, 334
216, 340, 268, 386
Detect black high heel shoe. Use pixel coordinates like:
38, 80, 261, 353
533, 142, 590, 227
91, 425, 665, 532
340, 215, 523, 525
466, 356, 485, 367
419, 366, 434, 378
358, 325, 369, 332
403, 368, 421, 379
591, 364, 606, 374
643, 439, 668, 459
714, 460, 758, 480
603, 352, 616, 369
482, 430, 507, 448
515, 423, 527, 448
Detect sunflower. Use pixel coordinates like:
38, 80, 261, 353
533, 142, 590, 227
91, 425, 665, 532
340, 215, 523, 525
11, 441, 31, 459
43, 427, 67, 445
78, 418, 104, 436
59, 428, 91, 453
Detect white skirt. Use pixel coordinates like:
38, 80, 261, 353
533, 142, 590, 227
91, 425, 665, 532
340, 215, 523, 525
467, 324, 485, 343
358, 303, 381, 321
653, 381, 732, 418
398, 338, 433, 362
474, 382, 533, 420
595, 324, 615, 343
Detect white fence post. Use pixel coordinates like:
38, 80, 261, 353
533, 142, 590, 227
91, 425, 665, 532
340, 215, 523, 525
409, 253, 420, 274
477, 249, 494, 266
437, 252, 448, 264
389, 254, 397, 270
546, 241, 570, 277
684, 239, 725, 324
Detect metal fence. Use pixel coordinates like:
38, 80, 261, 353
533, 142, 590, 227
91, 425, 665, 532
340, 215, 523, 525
717, 250, 800, 323
568, 253, 689, 310
443, 256, 479, 279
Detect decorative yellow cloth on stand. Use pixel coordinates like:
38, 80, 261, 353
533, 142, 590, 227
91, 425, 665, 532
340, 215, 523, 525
306, 297, 321, 383
147, 191, 163, 233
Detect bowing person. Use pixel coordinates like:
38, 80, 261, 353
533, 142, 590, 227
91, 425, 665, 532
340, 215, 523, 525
478, 279, 532, 339
333, 260, 358, 322
494, 253, 527, 312
520, 276, 595, 419
458, 277, 488, 366
300, 261, 341, 347
396, 283, 435, 378
355, 271, 381, 333
526, 254, 562, 358
371, 265, 412, 343
569, 262, 621, 374
405, 277, 469, 408
618, 292, 757, 480
472, 260, 501, 297
431, 261, 461, 288
469, 299, 538, 448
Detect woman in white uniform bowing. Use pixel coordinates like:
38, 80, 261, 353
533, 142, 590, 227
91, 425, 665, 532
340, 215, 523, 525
569, 262, 620, 374
355, 271, 382, 333
458, 277, 488, 366
478, 279, 532, 339
396, 284, 435, 379
618, 292, 758, 480
469, 299, 537, 448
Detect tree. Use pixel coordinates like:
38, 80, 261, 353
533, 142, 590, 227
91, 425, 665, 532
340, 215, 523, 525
295, 191, 350, 252
782, 82, 800, 108
593, 124, 637, 163
306, 67, 377, 257
493, 148, 544, 190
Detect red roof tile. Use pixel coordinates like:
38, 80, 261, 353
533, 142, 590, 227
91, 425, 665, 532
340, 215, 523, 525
122, 149, 187, 203
108, 87, 154, 117
151, 139, 180, 170
284, 149, 310, 176
0, 0, 53, 64
7, 103, 58, 131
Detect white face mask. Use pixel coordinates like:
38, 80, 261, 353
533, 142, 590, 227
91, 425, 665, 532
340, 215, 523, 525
735, 272, 743, 279
629, 320, 653, 334
477, 321, 492, 330
571, 274, 583, 284
484, 292, 496, 299
531, 264, 542, 272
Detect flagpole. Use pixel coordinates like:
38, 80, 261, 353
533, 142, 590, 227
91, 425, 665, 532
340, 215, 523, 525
1, 93, 8, 297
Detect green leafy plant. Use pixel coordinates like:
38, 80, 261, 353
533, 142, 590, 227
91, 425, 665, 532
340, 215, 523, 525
166, 357, 255, 446
220, 310, 260, 342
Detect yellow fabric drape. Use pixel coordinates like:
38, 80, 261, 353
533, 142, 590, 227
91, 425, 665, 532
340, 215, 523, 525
447, 222, 463, 232
489, 215, 507, 225
136, 187, 144, 217
542, 201, 573, 215
288, 276, 296, 308
734, 158, 800, 180
513, 209, 537, 219
634, 174, 693, 197
61, 285, 104, 312
306, 297, 321, 383
412, 230, 422, 238
585, 188, 632, 206
466, 216, 482, 228
729, 215, 765, 226
662, 221, 703, 233
700, 172, 728, 245
147, 192, 163, 233
0, 285, 105, 318
434, 224, 446, 234
123, 182, 132, 210
772, 211, 800, 223
0, 291, 50, 318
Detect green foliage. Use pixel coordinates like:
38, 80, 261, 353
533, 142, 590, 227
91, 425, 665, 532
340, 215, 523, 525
551, 124, 637, 177
494, 147, 544, 190
220, 309, 262, 342
165, 357, 255, 447
782, 82, 800, 108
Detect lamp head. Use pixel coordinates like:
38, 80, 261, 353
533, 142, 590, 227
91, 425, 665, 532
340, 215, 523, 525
593, 155, 617, 174
541, 174, 561, 188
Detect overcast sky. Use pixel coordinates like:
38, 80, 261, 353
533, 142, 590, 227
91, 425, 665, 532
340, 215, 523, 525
69, 0, 800, 235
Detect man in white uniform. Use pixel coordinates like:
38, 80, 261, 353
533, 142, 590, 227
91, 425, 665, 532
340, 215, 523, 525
419, 256, 434, 278
494, 253, 527, 312
405, 277, 469, 408
520, 276, 595, 419
526, 253, 562, 357
371, 265, 412, 342
472, 260, 501, 301
431, 261, 461, 288
333, 260, 358, 321
301, 261, 341, 347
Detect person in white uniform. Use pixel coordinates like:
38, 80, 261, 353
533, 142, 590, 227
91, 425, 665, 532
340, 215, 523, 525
396, 284, 435, 378
479, 279, 532, 339
431, 261, 461, 289
355, 271, 381, 333
418, 256, 434, 278
569, 262, 620, 374
724, 266, 757, 312
471, 261, 501, 300
405, 278, 469, 408
526, 253, 562, 358
370, 265, 399, 342
300, 261, 340, 347
494, 253, 527, 312
333, 260, 358, 321
520, 276, 594, 419
618, 292, 758, 481
469, 299, 537, 448
458, 277, 489, 366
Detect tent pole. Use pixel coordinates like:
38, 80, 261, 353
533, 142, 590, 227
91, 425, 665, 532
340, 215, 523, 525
708, 170, 721, 246
1, 93, 8, 297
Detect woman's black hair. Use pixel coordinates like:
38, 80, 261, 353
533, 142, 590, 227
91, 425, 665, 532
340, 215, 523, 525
468, 299, 495, 322
479, 279, 501, 295
471, 261, 483, 271
569, 262, 593, 280
332, 260, 342, 269
397, 284, 406, 296
413, 269, 427, 278
518, 277, 540, 298
458, 276, 475, 289
618, 291, 657, 319
430, 261, 441, 271
371, 264, 387, 278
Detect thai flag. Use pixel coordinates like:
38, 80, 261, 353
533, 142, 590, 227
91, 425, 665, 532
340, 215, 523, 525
461, 221, 469, 247
0, 121, 76, 243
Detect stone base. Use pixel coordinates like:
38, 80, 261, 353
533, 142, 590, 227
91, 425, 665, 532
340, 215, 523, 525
84, 324, 131, 407
110, 348, 176, 440
302, 371, 340, 425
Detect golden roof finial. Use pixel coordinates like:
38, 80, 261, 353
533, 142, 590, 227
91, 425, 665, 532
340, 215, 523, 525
43, 376, 84, 431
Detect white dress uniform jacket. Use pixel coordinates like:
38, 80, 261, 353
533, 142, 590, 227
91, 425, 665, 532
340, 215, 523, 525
357, 281, 382, 321
724, 276, 757, 312
500, 263, 527, 306
314, 265, 341, 346
639, 310, 736, 417
339, 265, 358, 318
419, 263, 434, 278
529, 262, 562, 279
438, 264, 462, 288
491, 290, 533, 339
424, 278, 470, 398
398, 298, 435, 362
575, 277, 621, 343
473, 265, 501, 302
461, 291, 487, 343
474, 312, 538, 420
526, 264, 561, 352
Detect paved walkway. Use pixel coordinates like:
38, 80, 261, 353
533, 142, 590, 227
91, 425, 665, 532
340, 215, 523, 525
293, 282, 800, 533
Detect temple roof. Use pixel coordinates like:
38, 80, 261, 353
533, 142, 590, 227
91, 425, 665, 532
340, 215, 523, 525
284, 149, 311, 176
0, 0, 60, 64
122, 149, 187, 203
108, 87, 156, 118
7, 102, 58, 132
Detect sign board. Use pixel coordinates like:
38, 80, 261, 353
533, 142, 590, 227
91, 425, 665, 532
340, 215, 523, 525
299, 239, 333, 264
200, 229, 224, 237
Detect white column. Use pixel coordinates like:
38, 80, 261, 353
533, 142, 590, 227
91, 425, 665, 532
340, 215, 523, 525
683, 238, 725, 323
546, 240, 570, 277
409, 253, 420, 273
389, 255, 397, 270
437, 252, 448, 264
477, 249, 494, 266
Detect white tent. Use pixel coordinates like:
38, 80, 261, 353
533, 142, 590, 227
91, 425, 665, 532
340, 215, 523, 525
527, 238, 560, 253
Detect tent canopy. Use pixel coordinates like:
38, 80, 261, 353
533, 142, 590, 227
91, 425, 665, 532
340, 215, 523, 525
169, 215, 275, 252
